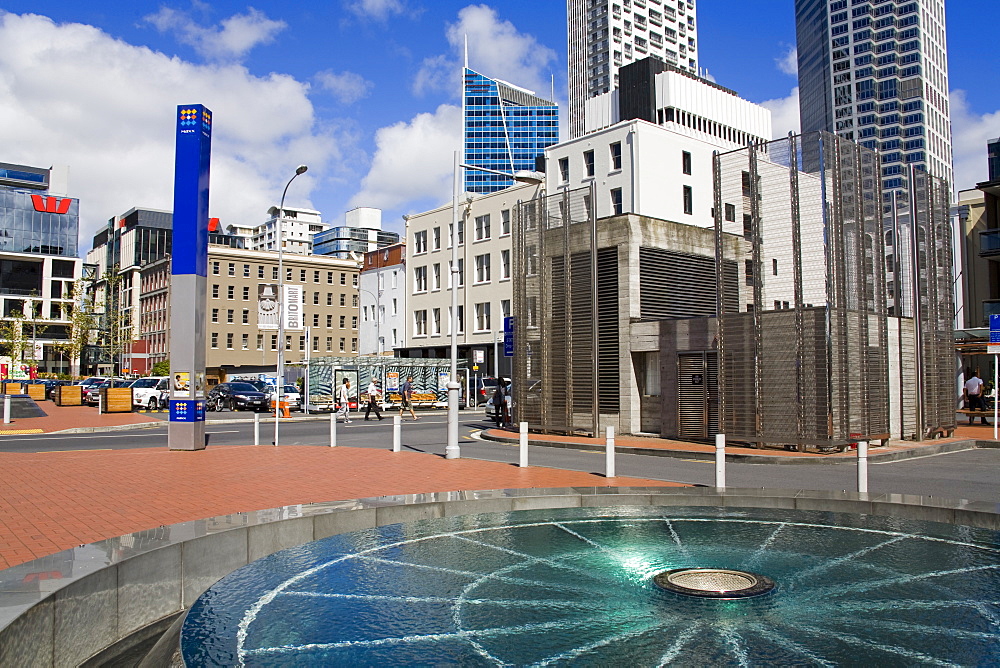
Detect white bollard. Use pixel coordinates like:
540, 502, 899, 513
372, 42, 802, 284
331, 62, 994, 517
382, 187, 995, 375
857, 440, 868, 494
605, 426, 616, 478
3, 395, 10, 424
392, 415, 401, 452
519, 422, 528, 467
330, 412, 337, 447
715, 433, 726, 488
254, 412, 260, 446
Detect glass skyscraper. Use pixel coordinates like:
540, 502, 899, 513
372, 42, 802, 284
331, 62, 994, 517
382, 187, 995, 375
463, 68, 558, 193
795, 0, 953, 192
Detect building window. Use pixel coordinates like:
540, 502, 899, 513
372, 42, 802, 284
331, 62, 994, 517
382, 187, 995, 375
475, 254, 491, 283
242, 333, 249, 350
501, 299, 511, 319
313, 313, 320, 327
257, 334, 264, 350
432, 308, 441, 335
724, 203, 736, 222
242, 308, 249, 324
352, 274, 358, 287
683, 185, 693, 215
227, 309, 234, 324
227, 286, 235, 299
243, 286, 250, 300
212, 284, 219, 298
682, 151, 692, 175
273, 267, 279, 280
211, 308, 219, 323
340, 272, 347, 285
772, 258, 778, 276
559, 157, 570, 182
340, 293, 346, 306
339, 338, 346, 352
414, 230, 428, 253
327, 293, 333, 306
298, 269, 306, 282
212, 261, 220, 275
352, 294, 358, 307
475, 214, 491, 241
271, 334, 278, 351
211, 332, 218, 348
414, 309, 428, 336
584, 150, 595, 177
340, 315, 346, 328
313, 291, 319, 305
610, 142, 622, 170
414, 266, 428, 292
326, 337, 332, 352
351, 338, 357, 352
226, 333, 234, 349
313, 270, 320, 283
327, 314, 333, 328
327, 271, 334, 284
244, 264, 250, 278
432, 263, 441, 290
351, 316, 357, 329
258, 265, 265, 279
611, 188, 623, 215
500, 249, 511, 280
313, 336, 319, 352
450, 305, 465, 334
501, 209, 511, 236
228, 263, 235, 276
475, 302, 491, 332
432, 226, 441, 250
285, 336, 292, 351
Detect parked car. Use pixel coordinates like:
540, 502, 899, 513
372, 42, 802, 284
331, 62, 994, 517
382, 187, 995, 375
206, 382, 270, 412
473, 377, 503, 407
128, 376, 169, 409
268, 385, 302, 411
78, 377, 107, 391
83, 378, 131, 406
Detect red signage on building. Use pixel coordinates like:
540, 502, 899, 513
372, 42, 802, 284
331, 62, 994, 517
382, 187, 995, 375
30, 195, 72, 214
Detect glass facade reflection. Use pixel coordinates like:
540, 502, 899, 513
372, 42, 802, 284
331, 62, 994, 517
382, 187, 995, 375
313, 226, 401, 259
0, 189, 79, 257
463, 68, 558, 193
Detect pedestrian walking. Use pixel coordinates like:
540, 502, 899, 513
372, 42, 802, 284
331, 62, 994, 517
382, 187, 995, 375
490, 382, 505, 428
399, 375, 418, 420
365, 377, 383, 421
337, 378, 353, 423
964, 369, 990, 425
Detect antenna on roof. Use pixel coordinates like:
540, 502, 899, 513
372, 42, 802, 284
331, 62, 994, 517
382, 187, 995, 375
551, 73, 555, 104
464, 34, 468, 69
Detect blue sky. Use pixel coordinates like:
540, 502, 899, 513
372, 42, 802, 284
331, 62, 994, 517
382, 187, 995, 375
1, 1, 997, 249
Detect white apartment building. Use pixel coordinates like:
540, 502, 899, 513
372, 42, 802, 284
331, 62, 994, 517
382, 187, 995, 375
568, 0, 700, 138
250, 206, 330, 255
401, 183, 536, 378
358, 243, 406, 355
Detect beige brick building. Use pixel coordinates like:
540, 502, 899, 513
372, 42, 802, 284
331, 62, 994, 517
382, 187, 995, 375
140, 244, 360, 382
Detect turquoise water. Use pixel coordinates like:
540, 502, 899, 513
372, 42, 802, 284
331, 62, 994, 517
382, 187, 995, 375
182, 506, 1000, 666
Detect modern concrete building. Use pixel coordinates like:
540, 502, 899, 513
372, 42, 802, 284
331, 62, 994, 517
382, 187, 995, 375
358, 243, 406, 355
138, 244, 361, 382
312, 207, 400, 259
794, 0, 953, 191
400, 183, 536, 379
567, 0, 700, 139
0, 161, 83, 376
462, 68, 558, 193
249, 205, 330, 255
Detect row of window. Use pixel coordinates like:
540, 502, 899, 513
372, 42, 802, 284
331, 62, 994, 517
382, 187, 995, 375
209, 332, 358, 354
210, 262, 356, 286
412, 299, 512, 337
210, 308, 357, 329
210, 285, 356, 305
412, 251, 512, 293
413, 213, 513, 254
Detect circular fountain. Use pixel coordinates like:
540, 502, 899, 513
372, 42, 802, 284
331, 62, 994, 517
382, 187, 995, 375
181, 505, 1000, 666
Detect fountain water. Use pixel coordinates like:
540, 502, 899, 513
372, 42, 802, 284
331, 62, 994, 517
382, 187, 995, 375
182, 506, 1000, 666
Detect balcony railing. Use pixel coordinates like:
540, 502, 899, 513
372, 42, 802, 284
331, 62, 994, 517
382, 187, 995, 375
979, 229, 1000, 257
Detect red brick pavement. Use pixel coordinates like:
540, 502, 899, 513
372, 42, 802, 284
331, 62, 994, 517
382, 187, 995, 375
0, 445, 683, 570
0, 404, 158, 434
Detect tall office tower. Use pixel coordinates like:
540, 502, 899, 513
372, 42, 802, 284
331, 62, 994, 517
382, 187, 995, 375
795, 0, 953, 191
463, 68, 558, 193
567, 0, 699, 139
988, 138, 1000, 182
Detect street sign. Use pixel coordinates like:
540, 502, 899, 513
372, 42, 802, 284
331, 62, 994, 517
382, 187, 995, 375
474, 349, 485, 364
504, 332, 514, 357
504, 316, 515, 334
991, 315, 1000, 343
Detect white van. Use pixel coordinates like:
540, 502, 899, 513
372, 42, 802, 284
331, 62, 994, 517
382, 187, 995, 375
129, 376, 169, 409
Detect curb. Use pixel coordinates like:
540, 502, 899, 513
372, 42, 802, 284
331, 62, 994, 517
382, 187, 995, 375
479, 431, 988, 465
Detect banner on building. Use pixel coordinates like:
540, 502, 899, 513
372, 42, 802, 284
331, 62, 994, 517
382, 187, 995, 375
258, 283, 279, 329
283, 284, 303, 330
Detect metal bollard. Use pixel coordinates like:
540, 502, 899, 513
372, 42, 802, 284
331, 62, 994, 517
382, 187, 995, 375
392, 415, 401, 452
519, 422, 528, 467
605, 426, 616, 478
3, 395, 10, 424
857, 440, 868, 493
253, 411, 260, 446
715, 433, 726, 488
330, 412, 337, 447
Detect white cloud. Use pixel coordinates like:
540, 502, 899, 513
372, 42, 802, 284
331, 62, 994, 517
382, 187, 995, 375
777, 46, 798, 77
950, 89, 1000, 190
315, 70, 374, 105
759, 87, 801, 139
414, 4, 558, 98
345, 0, 406, 21
349, 104, 461, 210
0, 12, 350, 248
144, 6, 285, 61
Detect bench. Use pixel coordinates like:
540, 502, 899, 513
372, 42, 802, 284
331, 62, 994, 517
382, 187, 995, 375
957, 408, 992, 424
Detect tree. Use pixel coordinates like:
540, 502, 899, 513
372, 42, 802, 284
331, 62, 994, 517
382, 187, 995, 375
152, 359, 170, 376
0, 307, 28, 377
53, 279, 96, 377
92, 266, 132, 375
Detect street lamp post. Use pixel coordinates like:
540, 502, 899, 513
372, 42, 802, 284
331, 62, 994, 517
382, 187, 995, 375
274, 165, 308, 446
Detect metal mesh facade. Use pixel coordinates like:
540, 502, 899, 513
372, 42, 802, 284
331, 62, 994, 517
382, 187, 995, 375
713, 131, 953, 446
513, 187, 608, 436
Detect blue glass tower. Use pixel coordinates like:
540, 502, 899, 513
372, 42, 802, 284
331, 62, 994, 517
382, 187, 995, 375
463, 68, 558, 193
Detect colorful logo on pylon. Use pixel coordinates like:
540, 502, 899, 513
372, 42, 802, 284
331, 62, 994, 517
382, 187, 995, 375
179, 108, 199, 127
202, 109, 212, 131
